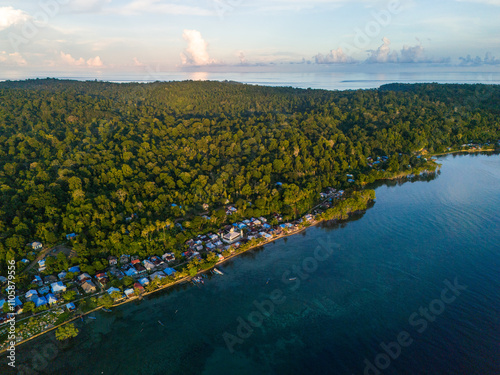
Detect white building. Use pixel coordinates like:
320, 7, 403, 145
221, 228, 244, 244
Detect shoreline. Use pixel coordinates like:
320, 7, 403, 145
428, 148, 497, 157
1, 218, 319, 354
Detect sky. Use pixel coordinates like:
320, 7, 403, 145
0, 0, 499, 79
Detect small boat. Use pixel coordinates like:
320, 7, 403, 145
266, 278, 270, 284
158, 320, 164, 326
213, 268, 224, 275
88, 316, 96, 320
289, 277, 297, 281
102, 308, 112, 313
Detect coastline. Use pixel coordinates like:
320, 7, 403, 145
1, 217, 320, 354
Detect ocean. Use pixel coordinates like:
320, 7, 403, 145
3, 67, 500, 91
4, 153, 499, 375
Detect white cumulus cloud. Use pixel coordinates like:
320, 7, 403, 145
459, 52, 500, 65
0, 6, 30, 31
366, 37, 398, 63
399, 44, 425, 63
0, 51, 27, 66
87, 56, 103, 67
180, 29, 215, 66
314, 47, 356, 64
60, 52, 104, 67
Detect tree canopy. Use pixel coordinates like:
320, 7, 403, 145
0, 79, 498, 272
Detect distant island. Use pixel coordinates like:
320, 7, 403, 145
0, 80, 498, 350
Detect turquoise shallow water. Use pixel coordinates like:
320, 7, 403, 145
4, 153, 500, 375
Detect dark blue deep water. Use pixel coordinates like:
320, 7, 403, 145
7, 153, 500, 375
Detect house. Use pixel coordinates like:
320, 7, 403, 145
38, 286, 50, 295
46, 294, 58, 305
30, 242, 43, 250
259, 232, 272, 239
149, 256, 163, 266
32, 275, 43, 286
44, 275, 57, 284
133, 282, 144, 292
124, 288, 135, 298
150, 271, 165, 280
25, 290, 38, 300
131, 255, 139, 261
51, 281, 67, 294
162, 253, 175, 262
163, 267, 176, 276
206, 242, 215, 250
304, 214, 313, 222
133, 263, 147, 274
109, 268, 125, 279
77, 273, 92, 283
68, 266, 80, 274
95, 273, 109, 286
66, 233, 77, 240
66, 302, 76, 311
143, 260, 155, 271
81, 280, 97, 294
119, 255, 130, 264
106, 287, 121, 295
58, 271, 67, 280
38, 259, 46, 272
34, 296, 48, 307
221, 227, 243, 244
123, 267, 137, 277
0, 276, 6, 284
108, 256, 118, 266
259, 217, 267, 223
138, 277, 150, 286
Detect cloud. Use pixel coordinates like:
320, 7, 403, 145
67, 0, 112, 13
455, 0, 500, 5
133, 57, 145, 66
0, 51, 27, 66
399, 44, 425, 63
237, 51, 246, 64
459, 52, 500, 65
118, 0, 212, 16
366, 37, 398, 63
314, 47, 356, 64
87, 56, 103, 67
60, 52, 104, 67
0, 6, 30, 31
180, 29, 215, 66
364, 38, 441, 63
60, 51, 86, 66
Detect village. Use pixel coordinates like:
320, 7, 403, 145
0, 186, 350, 351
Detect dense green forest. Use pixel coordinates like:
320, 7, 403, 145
0, 79, 499, 273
